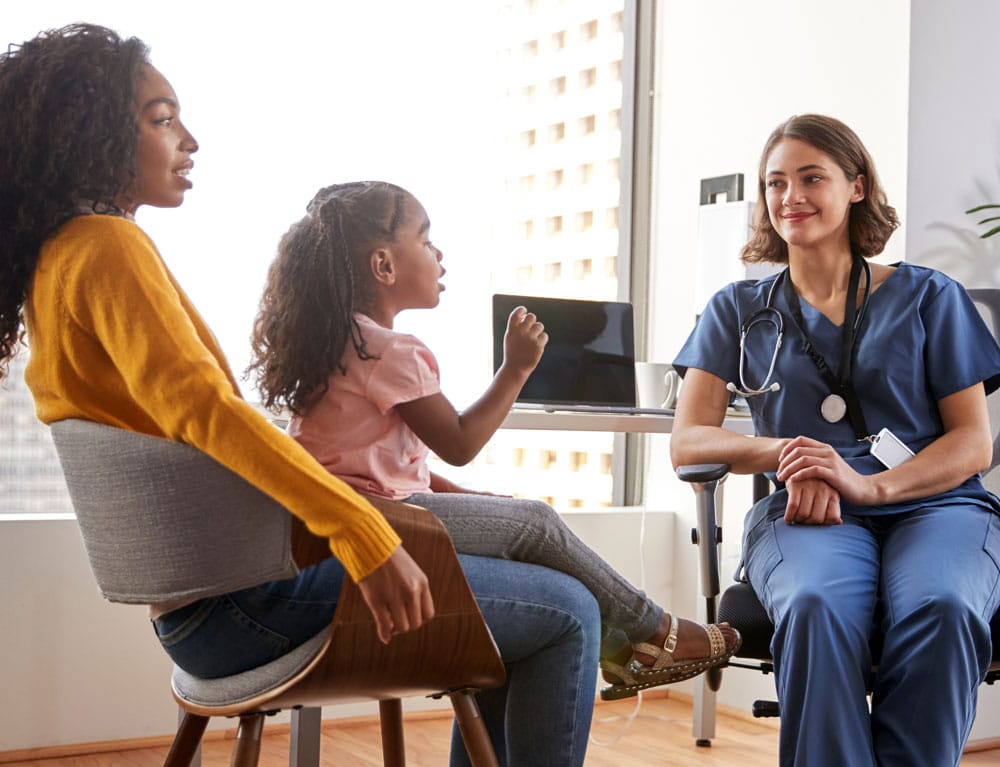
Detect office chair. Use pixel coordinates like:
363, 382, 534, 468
51, 418, 506, 767
679, 287, 1000, 746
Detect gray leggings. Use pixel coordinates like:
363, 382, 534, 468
405, 492, 663, 645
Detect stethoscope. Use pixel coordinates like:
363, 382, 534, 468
727, 259, 873, 414
727, 275, 785, 398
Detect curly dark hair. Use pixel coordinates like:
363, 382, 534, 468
0, 23, 149, 382
742, 113, 899, 265
247, 181, 412, 415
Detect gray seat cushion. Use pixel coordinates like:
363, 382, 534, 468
172, 627, 331, 708
50, 419, 299, 604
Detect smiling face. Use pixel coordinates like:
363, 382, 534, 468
123, 65, 199, 214
764, 137, 865, 254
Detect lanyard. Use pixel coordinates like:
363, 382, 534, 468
781, 256, 871, 440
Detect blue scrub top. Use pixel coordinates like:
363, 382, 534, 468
674, 262, 1000, 525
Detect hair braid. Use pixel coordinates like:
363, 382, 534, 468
247, 181, 411, 414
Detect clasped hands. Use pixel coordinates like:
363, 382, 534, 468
777, 436, 878, 526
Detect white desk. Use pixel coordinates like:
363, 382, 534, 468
501, 408, 755, 436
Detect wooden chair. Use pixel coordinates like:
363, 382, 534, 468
51, 419, 506, 766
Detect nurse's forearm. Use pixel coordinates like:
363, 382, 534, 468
867, 425, 991, 506
670, 425, 788, 475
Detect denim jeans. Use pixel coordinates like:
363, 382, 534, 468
153, 554, 600, 767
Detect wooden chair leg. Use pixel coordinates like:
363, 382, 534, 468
230, 713, 266, 767
449, 690, 499, 767
378, 698, 406, 767
164, 711, 209, 767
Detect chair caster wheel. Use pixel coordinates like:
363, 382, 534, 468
696, 738, 712, 747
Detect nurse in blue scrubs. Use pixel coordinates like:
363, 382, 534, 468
671, 113, 1000, 767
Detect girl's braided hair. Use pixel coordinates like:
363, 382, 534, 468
0, 23, 149, 381
248, 181, 410, 414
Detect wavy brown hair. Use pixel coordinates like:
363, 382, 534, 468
742, 114, 899, 265
0, 23, 149, 382
247, 181, 412, 415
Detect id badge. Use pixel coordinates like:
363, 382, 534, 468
869, 428, 914, 470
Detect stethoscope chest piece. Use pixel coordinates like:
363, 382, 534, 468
821, 393, 847, 423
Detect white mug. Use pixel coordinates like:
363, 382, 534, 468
635, 362, 681, 410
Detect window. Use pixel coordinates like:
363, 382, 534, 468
579, 67, 598, 89
606, 207, 619, 228
576, 210, 594, 231
608, 108, 621, 130
547, 169, 564, 188
540, 450, 558, 469
609, 59, 623, 82
4, 0, 642, 515
570, 451, 588, 470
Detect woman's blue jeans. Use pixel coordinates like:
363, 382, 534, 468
153, 554, 600, 767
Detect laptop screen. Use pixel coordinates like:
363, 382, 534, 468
492, 293, 637, 408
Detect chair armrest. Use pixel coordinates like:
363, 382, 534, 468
676, 464, 731, 610
676, 463, 731, 484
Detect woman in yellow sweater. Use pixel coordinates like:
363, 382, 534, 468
1, 24, 602, 765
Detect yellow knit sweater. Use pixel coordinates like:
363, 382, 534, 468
23, 215, 401, 582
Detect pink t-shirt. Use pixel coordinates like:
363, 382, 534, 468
288, 314, 440, 499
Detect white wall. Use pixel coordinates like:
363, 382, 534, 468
906, 0, 1000, 285
649, 0, 911, 367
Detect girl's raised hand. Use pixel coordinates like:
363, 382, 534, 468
503, 306, 548, 375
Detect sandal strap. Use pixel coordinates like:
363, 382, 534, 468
631, 613, 680, 671
705, 623, 727, 659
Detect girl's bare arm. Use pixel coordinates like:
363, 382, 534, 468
397, 306, 547, 465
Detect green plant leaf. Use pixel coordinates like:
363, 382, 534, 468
977, 215, 1000, 225
966, 203, 1000, 214
981, 224, 1000, 239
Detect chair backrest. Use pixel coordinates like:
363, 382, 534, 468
50, 419, 298, 604
967, 289, 1000, 491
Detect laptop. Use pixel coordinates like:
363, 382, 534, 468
492, 293, 673, 415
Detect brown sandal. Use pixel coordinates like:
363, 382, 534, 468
599, 614, 741, 701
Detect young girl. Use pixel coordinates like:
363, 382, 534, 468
248, 180, 741, 699
2, 24, 607, 765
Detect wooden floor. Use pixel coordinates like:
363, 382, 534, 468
2, 693, 997, 766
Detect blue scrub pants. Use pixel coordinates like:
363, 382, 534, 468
745, 504, 1000, 767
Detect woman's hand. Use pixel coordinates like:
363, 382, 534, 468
356, 546, 435, 644
502, 306, 547, 376
777, 435, 877, 507
783, 476, 842, 525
